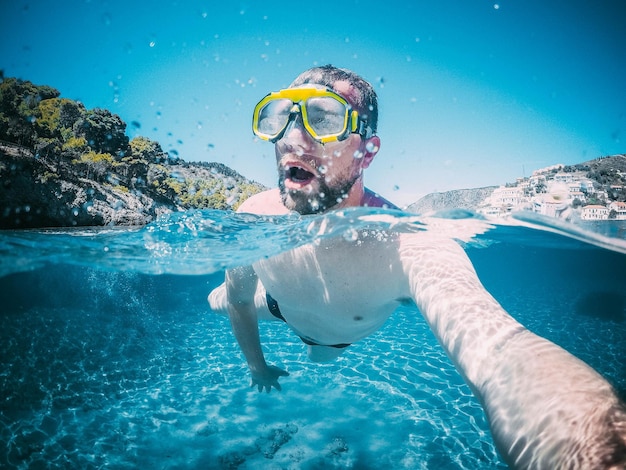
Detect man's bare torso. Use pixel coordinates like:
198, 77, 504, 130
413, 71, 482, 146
251, 231, 410, 346
210, 187, 409, 346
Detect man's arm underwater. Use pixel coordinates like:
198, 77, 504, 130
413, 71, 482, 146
225, 265, 289, 392
399, 234, 626, 469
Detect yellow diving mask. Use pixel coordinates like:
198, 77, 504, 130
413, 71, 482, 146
252, 86, 374, 144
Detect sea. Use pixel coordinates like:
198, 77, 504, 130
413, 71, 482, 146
1, 208, 625, 469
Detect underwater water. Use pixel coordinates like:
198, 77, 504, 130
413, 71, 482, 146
1, 208, 625, 469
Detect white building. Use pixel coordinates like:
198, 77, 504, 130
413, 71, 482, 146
581, 205, 609, 220
579, 179, 596, 194
554, 172, 575, 184
488, 185, 527, 207
478, 185, 529, 217
608, 201, 626, 220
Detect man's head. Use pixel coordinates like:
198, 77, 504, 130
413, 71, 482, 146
289, 65, 378, 135
253, 65, 381, 215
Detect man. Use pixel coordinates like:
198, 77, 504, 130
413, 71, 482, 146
209, 65, 626, 468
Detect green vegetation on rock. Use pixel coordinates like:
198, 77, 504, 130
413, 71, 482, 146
0, 76, 266, 228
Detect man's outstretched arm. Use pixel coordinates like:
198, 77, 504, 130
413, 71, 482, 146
226, 265, 288, 392
400, 234, 626, 469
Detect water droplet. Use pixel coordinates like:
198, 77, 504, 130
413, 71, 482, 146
365, 142, 379, 153
393, 185, 400, 191
493, 3, 500, 9
149, 41, 156, 48
333, 150, 342, 158
353, 150, 364, 160
318, 165, 328, 174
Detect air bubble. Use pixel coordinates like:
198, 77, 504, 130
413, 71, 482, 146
343, 228, 359, 242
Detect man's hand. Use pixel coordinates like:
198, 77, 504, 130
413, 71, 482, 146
251, 365, 289, 393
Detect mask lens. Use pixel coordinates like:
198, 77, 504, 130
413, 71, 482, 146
256, 98, 293, 138
305, 97, 348, 138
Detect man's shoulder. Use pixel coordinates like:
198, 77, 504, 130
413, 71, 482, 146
237, 189, 290, 215
362, 188, 399, 210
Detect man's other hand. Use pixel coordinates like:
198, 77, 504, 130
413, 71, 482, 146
251, 365, 289, 393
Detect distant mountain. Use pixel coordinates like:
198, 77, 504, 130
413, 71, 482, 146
0, 77, 265, 229
406, 187, 497, 214
406, 154, 626, 215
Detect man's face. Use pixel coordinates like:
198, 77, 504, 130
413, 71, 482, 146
275, 82, 374, 215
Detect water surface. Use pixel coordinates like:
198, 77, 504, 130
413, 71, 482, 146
1, 209, 625, 469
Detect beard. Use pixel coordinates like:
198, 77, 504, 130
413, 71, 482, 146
278, 172, 360, 215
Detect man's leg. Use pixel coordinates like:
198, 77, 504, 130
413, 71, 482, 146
307, 345, 348, 363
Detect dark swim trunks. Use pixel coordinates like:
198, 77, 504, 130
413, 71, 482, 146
266, 292, 351, 349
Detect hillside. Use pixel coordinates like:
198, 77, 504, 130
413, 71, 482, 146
406, 154, 626, 217
0, 142, 265, 229
0, 77, 265, 229
406, 186, 497, 214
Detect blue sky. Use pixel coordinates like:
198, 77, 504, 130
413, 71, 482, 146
1, 0, 625, 206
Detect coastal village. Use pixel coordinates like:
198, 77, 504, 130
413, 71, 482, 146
477, 155, 626, 221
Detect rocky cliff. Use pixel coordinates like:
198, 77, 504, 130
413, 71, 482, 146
0, 142, 265, 229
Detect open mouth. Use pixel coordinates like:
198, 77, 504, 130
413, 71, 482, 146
283, 163, 317, 187
288, 166, 315, 183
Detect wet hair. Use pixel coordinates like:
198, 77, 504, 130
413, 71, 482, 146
289, 65, 379, 133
